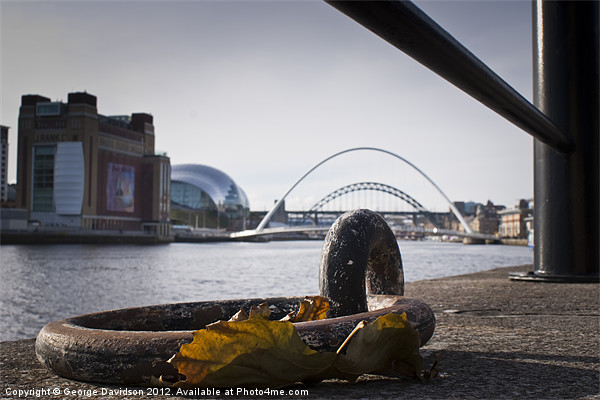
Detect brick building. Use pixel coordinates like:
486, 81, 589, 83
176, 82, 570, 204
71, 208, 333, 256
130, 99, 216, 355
467, 201, 504, 235
16, 92, 171, 238
498, 199, 533, 239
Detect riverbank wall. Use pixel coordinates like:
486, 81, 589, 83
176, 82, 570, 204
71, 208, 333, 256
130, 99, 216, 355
2, 229, 529, 246
1, 264, 598, 399
0, 231, 173, 245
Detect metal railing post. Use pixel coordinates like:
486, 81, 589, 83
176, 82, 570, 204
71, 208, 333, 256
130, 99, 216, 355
513, 0, 599, 281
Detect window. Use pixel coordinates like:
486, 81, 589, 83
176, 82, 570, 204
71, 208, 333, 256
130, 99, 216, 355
171, 182, 214, 210
32, 146, 55, 211
36, 102, 61, 116
20, 119, 33, 130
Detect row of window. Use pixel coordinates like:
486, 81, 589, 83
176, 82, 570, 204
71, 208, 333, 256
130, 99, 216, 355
19, 118, 82, 131
499, 222, 522, 237
32, 146, 55, 211
36, 120, 66, 129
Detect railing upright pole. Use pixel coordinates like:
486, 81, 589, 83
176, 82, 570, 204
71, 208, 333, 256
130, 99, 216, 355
512, 0, 599, 281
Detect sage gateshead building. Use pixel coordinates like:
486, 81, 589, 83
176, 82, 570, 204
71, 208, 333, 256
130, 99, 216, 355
171, 164, 250, 230
15, 92, 171, 238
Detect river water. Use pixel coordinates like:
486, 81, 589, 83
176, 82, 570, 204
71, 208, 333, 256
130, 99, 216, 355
0, 240, 532, 342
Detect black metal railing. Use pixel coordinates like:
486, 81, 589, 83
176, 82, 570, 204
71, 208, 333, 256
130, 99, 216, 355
326, 0, 599, 281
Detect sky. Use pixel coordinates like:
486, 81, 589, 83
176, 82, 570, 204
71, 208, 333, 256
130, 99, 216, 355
1, 0, 535, 212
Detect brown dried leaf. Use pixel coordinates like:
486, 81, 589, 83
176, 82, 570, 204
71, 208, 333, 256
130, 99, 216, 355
280, 296, 330, 322
333, 313, 423, 379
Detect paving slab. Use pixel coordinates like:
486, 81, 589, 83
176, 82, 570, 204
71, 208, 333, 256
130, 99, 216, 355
1, 264, 599, 399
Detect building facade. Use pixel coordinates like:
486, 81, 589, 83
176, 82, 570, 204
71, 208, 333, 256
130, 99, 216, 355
16, 92, 171, 237
498, 199, 533, 240
464, 201, 504, 235
1, 125, 8, 202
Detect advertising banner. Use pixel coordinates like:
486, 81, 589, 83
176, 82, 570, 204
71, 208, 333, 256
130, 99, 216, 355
106, 163, 135, 212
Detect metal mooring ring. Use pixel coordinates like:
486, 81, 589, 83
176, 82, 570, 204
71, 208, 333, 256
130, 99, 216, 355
36, 209, 435, 385
320, 209, 405, 318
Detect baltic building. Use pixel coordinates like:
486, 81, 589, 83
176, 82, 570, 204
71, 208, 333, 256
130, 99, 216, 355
16, 92, 171, 238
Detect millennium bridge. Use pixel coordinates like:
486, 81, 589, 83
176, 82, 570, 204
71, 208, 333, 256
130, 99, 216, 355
229, 147, 498, 242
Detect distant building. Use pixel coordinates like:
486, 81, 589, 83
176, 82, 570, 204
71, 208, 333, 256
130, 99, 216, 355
499, 199, 533, 240
170, 164, 249, 230
15, 92, 171, 238
437, 210, 463, 232
453, 201, 480, 217
465, 200, 504, 235
1, 125, 8, 202
451, 200, 503, 234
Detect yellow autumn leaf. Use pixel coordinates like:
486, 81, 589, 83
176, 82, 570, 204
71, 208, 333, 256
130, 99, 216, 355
280, 296, 329, 322
228, 302, 270, 322
168, 303, 337, 388
333, 312, 423, 379
167, 296, 424, 389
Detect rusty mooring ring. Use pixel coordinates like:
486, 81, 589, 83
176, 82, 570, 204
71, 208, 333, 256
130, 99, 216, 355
36, 209, 435, 385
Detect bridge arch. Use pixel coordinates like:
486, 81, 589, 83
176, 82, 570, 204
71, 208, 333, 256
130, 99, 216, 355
297, 181, 429, 225
256, 147, 472, 233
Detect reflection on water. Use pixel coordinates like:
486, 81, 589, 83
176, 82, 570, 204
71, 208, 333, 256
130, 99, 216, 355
0, 240, 532, 341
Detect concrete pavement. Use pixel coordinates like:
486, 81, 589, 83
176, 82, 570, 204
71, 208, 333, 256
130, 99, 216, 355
1, 264, 598, 399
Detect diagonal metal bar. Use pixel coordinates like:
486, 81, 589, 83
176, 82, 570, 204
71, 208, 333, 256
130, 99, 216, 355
325, 0, 573, 153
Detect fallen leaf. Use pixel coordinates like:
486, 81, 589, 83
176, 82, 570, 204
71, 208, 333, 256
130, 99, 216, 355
333, 313, 423, 380
280, 296, 329, 322
228, 309, 248, 322
168, 300, 423, 388
420, 352, 441, 382
169, 304, 337, 388
249, 302, 271, 319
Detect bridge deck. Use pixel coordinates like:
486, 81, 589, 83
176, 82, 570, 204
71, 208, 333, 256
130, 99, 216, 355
230, 226, 497, 241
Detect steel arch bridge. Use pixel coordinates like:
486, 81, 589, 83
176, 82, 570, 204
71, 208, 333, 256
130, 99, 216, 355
255, 147, 472, 234
296, 182, 429, 225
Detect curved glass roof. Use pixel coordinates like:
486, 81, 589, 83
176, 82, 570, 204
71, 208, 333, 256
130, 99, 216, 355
171, 164, 250, 209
